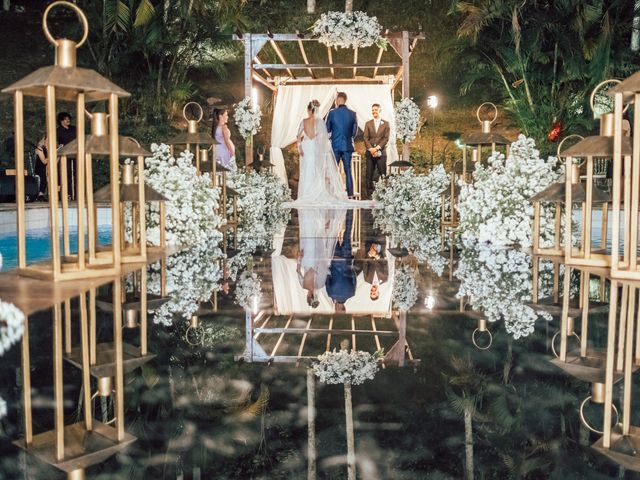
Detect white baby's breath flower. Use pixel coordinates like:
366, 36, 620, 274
313, 349, 382, 385
312, 11, 387, 49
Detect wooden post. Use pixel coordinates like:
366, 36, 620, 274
401, 31, 410, 162
345, 383, 356, 480
307, 368, 316, 480
244, 34, 254, 169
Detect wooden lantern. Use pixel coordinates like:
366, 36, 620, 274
440, 164, 461, 248
92, 157, 168, 263
609, 73, 640, 280
1, 1, 129, 281
167, 102, 215, 174
388, 159, 412, 175
560, 81, 630, 268
15, 293, 135, 478
593, 279, 640, 470
460, 102, 510, 182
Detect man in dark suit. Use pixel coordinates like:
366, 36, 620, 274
56, 111, 77, 200
359, 239, 388, 301
326, 210, 357, 312
363, 103, 390, 199
326, 92, 358, 198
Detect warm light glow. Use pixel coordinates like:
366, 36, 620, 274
427, 95, 438, 109
252, 87, 259, 112
252, 295, 259, 315
424, 294, 436, 310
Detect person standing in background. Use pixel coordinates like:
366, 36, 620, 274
212, 108, 237, 171
56, 112, 76, 199
363, 103, 390, 199
326, 92, 358, 198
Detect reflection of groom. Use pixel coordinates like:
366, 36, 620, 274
326, 92, 358, 198
326, 210, 356, 312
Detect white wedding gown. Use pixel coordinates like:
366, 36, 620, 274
285, 115, 377, 208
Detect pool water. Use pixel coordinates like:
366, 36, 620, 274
0, 226, 113, 271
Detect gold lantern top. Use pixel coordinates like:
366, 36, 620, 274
60, 112, 151, 157
168, 102, 215, 145
1, 1, 129, 101
461, 102, 511, 146
560, 80, 632, 158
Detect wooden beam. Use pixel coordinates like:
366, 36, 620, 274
253, 71, 276, 91
296, 31, 315, 78
274, 77, 391, 85
268, 38, 296, 79
401, 31, 410, 161
254, 62, 400, 70
253, 54, 272, 78
244, 34, 254, 167
353, 47, 358, 78
327, 47, 335, 78
372, 30, 388, 77
233, 32, 425, 42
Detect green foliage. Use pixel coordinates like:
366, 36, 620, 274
449, 0, 639, 154
79, 0, 249, 122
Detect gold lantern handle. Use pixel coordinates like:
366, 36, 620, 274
556, 134, 585, 163
589, 79, 629, 114
471, 327, 493, 350
476, 102, 498, 124
43, 1, 89, 48
183, 102, 204, 123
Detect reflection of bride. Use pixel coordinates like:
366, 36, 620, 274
297, 209, 345, 307
286, 100, 374, 208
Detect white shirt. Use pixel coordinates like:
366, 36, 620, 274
373, 118, 381, 133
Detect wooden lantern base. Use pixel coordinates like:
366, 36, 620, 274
64, 342, 155, 378
593, 424, 640, 472
13, 421, 136, 473
18, 261, 120, 282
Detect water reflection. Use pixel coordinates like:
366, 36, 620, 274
1, 209, 637, 478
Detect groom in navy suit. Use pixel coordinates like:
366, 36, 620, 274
326, 92, 358, 198
326, 209, 356, 312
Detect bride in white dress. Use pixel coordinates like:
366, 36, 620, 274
288, 100, 374, 208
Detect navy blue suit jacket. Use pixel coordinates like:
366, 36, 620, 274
326, 105, 357, 152
326, 210, 356, 304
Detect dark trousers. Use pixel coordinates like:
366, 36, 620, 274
34, 159, 47, 195
365, 152, 387, 198
334, 150, 353, 197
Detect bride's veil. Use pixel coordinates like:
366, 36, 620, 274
313, 113, 349, 201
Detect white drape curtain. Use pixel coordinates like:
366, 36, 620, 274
269, 84, 399, 184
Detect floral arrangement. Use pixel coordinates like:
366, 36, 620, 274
228, 170, 291, 279
457, 135, 560, 247
235, 271, 262, 311
147, 241, 223, 325
593, 90, 615, 118
312, 348, 383, 385
455, 241, 553, 339
373, 166, 448, 274
392, 264, 418, 311
0, 300, 24, 355
311, 11, 387, 49
234, 97, 262, 139
143, 144, 223, 246
394, 98, 421, 144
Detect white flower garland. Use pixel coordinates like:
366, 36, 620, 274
457, 135, 560, 247
456, 241, 553, 339
147, 241, 223, 326
0, 300, 24, 356
373, 166, 448, 274
235, 271, 262, 311
312, 11, 387, 49
313, 349, 382, 385
394, 98, 421, 144
392, 265, 418, 311
143, 143, 223, 247
234, 97, 262, 139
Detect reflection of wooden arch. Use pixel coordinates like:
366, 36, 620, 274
233, 31, 424, 166
236, 309, 420, 367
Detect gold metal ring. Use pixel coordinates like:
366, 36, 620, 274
476, 102, 498, 124
126, 136, 142, 147
557, 134, 584, 158
185, 325, 204, 346
589, 79, 629, 114
579, 395, 619, 434
183, 102, 204, 123
43, 1, 89, 48
472, 328, 493, 350
551, 331, 581, 358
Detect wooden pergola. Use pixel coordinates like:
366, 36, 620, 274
233, 31, 424, 165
